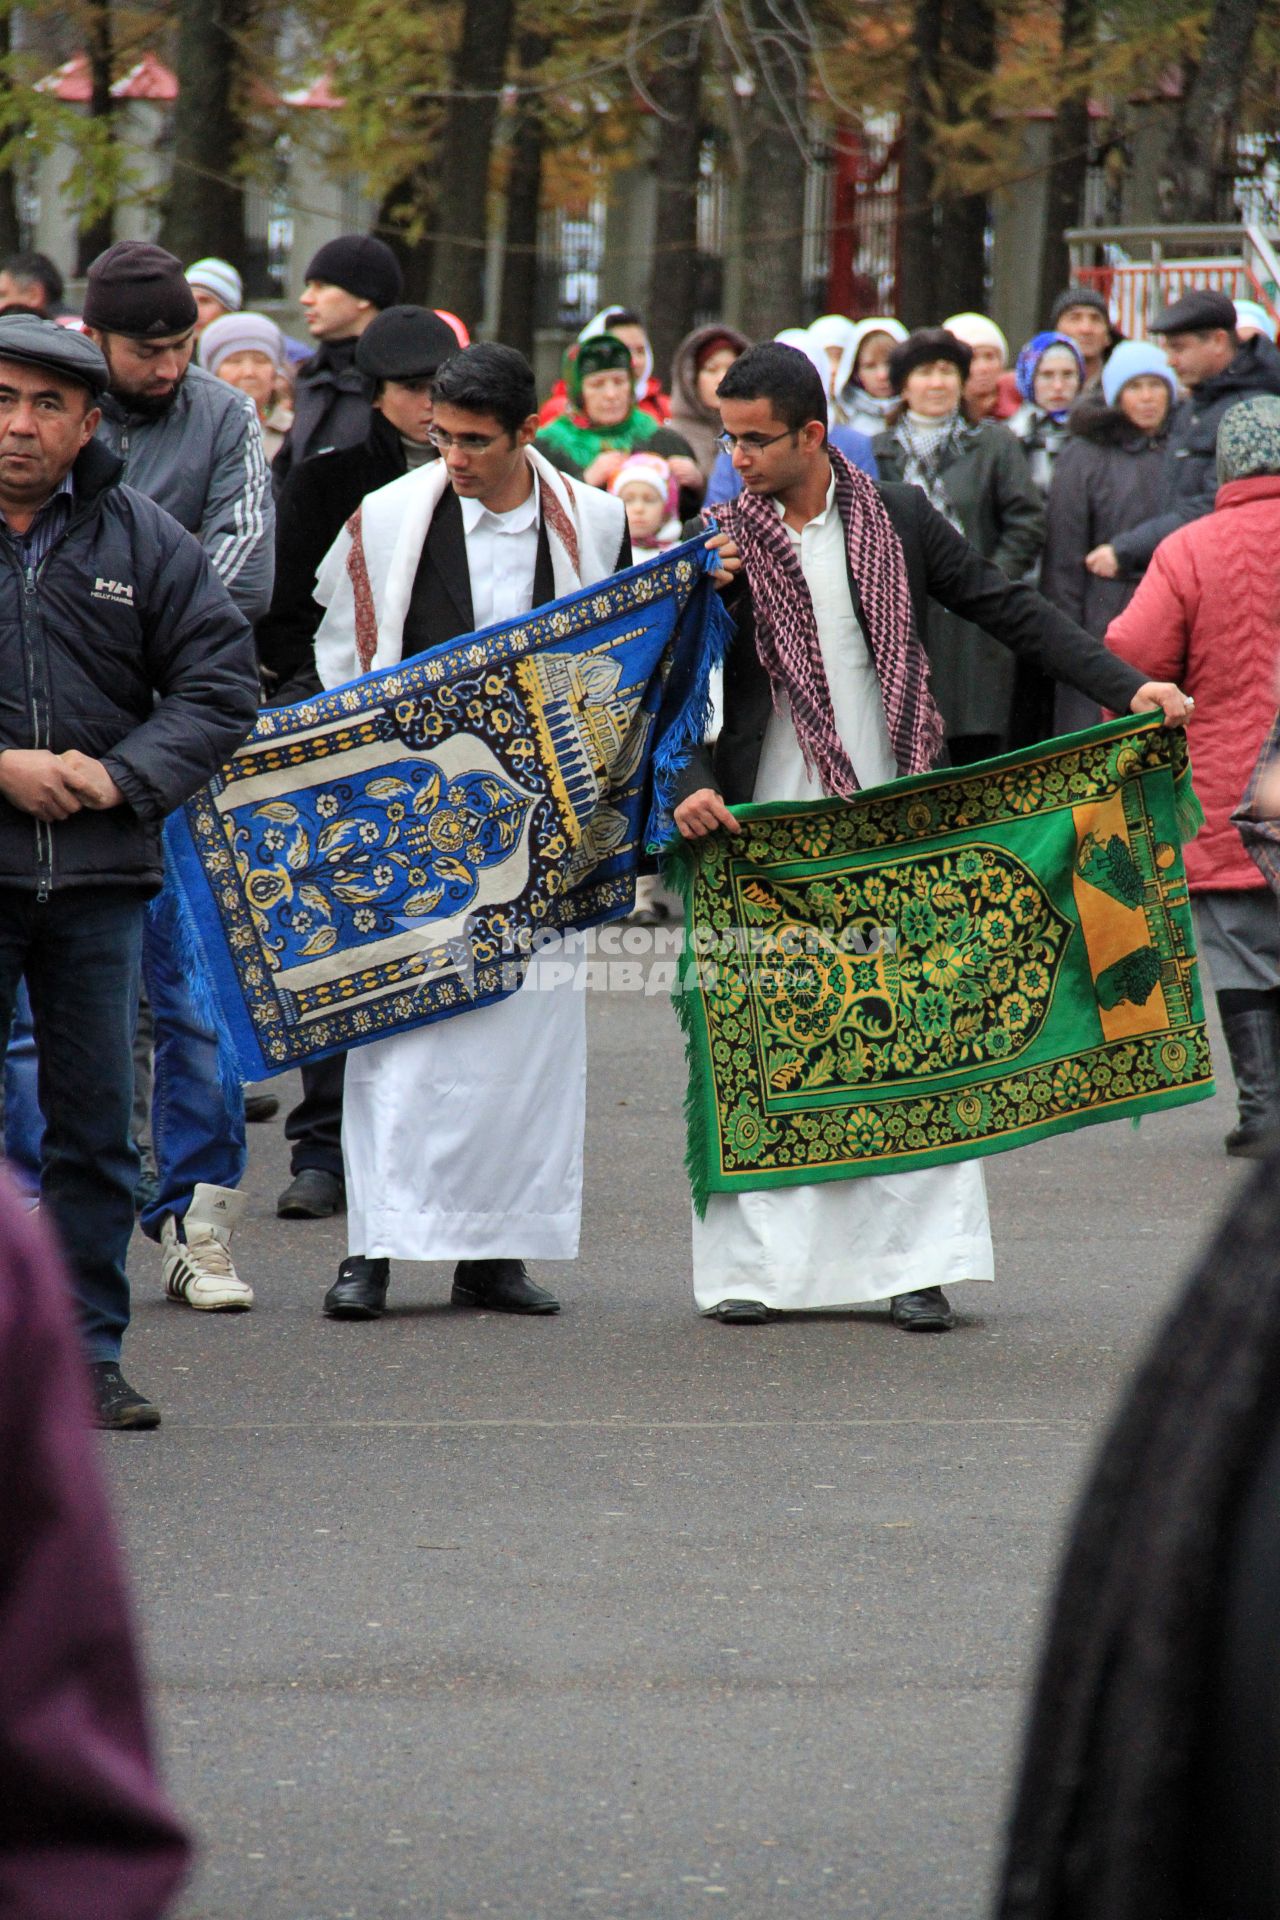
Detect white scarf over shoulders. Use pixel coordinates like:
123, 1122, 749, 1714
319, 450, 625, 1269
313, 445, 625, 687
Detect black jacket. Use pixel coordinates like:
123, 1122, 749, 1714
672, 479, 1148, 808
1041, 404, 1169, 637
1111, 334, 1280, 572
257, 410, 413, 701
0, 440, 259, 895
270, 337, 375, 497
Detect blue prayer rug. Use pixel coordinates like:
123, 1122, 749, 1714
166, 534, 727, 1080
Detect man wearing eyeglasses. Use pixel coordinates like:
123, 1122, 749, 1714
309, 342, 635, 1323
671, 341, 1195, 1336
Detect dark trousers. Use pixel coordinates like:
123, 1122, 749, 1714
0, 887, 143, 1362
285, 1051, 346, 1179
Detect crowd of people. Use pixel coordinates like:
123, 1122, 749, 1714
0, 226, 1272, 1432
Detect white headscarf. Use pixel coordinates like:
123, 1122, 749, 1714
807, 314, 862, 399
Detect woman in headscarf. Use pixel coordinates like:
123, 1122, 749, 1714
807, 313, 861, 424
668, 323, 750, 478
538, 306, 672, 429
834, 315, 909, 439
943, 310, 1018, 420
871, 326, 1045, 760
1007, 331, 1086, 498
534, 333, 699, 497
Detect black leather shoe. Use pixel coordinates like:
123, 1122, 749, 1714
278, 1168, 346, 1219
711, 1299, 773, 1324
451, 1259, 560, 1314
324, 1256, 390, 1319
244, 1092, 280, 1123
889, 1286, 955, 1331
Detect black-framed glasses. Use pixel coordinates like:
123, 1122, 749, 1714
716, 428, 797, 455
428, 426, 505, 453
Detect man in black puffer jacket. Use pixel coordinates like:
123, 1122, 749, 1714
0, 315, 257, 1430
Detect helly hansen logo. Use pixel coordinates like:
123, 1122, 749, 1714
92, 576, 134, 605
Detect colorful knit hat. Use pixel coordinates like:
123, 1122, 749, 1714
1014, 330, 1085, 416
609, 450, 677, 517
1217, 395, 1280, 482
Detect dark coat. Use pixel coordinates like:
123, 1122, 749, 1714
1042, 405, 1169, 637
872, 420, 1045, 742
1110, 333, 1280, 573
257, 410, 412, 702
672, 479, 1146, 809
0, 439, 258, 895
271, 337, 375, 496
0, 1175, 191, 1917
401, 486, 632, 655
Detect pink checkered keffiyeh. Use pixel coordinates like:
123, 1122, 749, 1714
715, 447, 944, 795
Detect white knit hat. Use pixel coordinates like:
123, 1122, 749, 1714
185, 257, 243, 314
942, 311, 1010, 365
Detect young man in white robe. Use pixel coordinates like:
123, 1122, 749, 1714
670, 342, 1194, 1331
309, 343, 632, 1320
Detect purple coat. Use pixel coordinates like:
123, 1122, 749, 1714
0, 1177, 190, 1918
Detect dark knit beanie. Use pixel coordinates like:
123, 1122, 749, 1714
82, 241, 198, 338
304, 235, 403, 311
888, 327, 972, 394
355, 305, 461, 381
1049, 286, 1110, 328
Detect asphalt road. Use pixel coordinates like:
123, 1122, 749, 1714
103, 981, 1245, 1920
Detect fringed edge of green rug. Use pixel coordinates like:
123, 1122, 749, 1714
1174, 745, 1205, 845
661, 833, 714, 1218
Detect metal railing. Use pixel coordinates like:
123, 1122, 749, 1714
1064, 224, 1280, 337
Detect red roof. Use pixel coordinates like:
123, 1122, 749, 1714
35, 51, 339, 109
110, 53, 178, 101
34, 54, 91, 102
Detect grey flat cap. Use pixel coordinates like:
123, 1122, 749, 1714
0, 314, 109, 395
1152, 289, 1238, 335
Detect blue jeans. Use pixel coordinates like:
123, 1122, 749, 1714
137, 884, 245, 1239
0, 887, 143, 1362
0, 884, 246, 1239
3, 980, 40, 1197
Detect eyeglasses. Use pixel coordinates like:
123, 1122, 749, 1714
427, 426, 505, 453
716, 428, 797, 455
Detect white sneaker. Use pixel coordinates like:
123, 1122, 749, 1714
161, 1183, 253, 1311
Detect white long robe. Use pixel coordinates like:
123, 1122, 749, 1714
313, 453, 626, 1265
692, 477, 995, 1311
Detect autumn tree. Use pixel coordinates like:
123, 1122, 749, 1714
1159, 0, 1265, 222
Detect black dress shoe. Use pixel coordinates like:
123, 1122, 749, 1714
711, 1299, 773, 1324
889, 1286, 955, 1331
324, 1256, 390, 1319
451, 1259, 560, 1314
278, 1168, 346, 1219
244, 1092, 280, 1123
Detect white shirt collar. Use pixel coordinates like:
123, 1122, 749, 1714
774, 463, 837, 533
459, 473, 541, 534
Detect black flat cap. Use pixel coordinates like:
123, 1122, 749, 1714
355, 305, 461, 382
1152, 289, 1238, 335
0, 313, 109, 395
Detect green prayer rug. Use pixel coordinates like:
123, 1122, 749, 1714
667, 716, 1214, 1212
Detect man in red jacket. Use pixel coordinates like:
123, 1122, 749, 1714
1107, 393, 1280, 1156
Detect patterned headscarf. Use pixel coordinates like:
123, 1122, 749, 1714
712, 448, 944, 795
1217, 395, 1280, 482
1015, 331, 1085, 421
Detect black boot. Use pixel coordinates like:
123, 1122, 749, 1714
451, 1259, 560, 1314
1219, 997, 1280, 1158
323, 1256, 390, 1319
